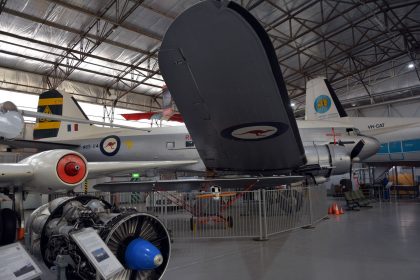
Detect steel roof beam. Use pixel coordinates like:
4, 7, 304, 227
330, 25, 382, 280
0, 49, 161, 94
0, 30, 160, 76
45, 0, 162, 41
46, 0, 146, 89
2, 7, 151, 56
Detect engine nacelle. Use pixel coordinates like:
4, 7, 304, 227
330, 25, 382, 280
20, 150, 88, 193
0, 101, 24, 139
303, 144, 351, 177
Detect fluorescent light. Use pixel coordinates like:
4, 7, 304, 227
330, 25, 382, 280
291, 103, 295, 107
408, 63, 415, 69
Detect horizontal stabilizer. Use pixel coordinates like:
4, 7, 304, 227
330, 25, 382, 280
94, 176, 304, 193
24, 110, 151, 132
0, 139, 79, 150
159, 0, 305, 173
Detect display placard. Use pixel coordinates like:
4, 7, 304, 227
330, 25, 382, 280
70, 228, 124, 280
0, 242, 42, 280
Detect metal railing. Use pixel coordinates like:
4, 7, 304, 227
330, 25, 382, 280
50, 185, 328, 240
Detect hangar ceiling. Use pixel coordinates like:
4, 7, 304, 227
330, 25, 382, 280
0, 0, 419, 114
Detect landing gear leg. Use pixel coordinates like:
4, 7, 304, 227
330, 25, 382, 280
0, 189, 19, 245
12, 189, 25, 241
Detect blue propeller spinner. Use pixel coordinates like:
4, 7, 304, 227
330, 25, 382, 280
125, 238, 164, 270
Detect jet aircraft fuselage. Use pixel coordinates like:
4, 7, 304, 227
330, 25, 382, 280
41, 121, 379, 175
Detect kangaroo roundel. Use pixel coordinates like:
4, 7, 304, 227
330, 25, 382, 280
100, 135, 121, 156
221, 122, 288, 141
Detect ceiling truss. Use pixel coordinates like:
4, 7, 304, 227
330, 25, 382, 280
0, 0, 418, 112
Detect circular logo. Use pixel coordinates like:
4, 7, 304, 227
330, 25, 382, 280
221, 122, 288, 141
314, 95, 331, 114
100, 135, 121, 156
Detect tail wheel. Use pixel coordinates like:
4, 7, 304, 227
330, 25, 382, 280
103, 213, 171, 280
0, 208, 17, 245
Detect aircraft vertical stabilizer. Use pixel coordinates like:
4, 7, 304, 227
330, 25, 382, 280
305, 77, 347, 120
33, 90, 95, 140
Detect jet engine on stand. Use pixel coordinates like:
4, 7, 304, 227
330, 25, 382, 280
26, 196, 170, 280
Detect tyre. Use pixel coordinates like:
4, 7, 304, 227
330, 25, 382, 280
0, 208, 17, 245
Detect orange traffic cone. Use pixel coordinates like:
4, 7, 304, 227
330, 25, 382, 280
328, 205, 333, 214
334, 203, 340, 215
340, 207, 345, 215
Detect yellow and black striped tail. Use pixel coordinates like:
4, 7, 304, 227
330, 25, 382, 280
33, 90, 63, 139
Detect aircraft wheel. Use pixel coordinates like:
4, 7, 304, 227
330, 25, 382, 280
0, 208, 17, 245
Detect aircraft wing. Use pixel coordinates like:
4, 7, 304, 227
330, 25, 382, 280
0, 139, 79, 150
0, 152, 198, 192
0, 163, 33, 186
159, 1, 306, 173
87, 160, 198, 179
93, 176, 304, 193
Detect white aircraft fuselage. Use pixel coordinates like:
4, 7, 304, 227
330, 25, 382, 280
41, 120, 379, 175
323, 117, 420, 164
305, 77, 420, 166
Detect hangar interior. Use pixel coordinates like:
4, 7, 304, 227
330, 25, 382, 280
0, 0, 420, 280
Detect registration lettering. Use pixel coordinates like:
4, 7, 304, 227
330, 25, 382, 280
368, 123, 384, 130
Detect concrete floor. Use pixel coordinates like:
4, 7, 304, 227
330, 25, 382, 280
163, 202, 420, 280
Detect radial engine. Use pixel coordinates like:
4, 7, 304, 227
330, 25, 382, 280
26, 196, 170, 280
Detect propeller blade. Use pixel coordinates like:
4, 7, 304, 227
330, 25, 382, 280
350, 139, 365, 159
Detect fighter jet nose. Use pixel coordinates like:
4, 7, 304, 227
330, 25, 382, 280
352, 136, 380, 162
125, 238, 164, 270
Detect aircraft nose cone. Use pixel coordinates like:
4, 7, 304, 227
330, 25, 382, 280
353, 136, 380, 162
125, 238, 163, 270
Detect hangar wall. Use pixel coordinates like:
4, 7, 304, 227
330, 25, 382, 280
347, 95, 420, 118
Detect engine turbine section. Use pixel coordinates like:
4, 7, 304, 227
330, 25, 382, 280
19, 150, 88, 193
27, 196, 171, 280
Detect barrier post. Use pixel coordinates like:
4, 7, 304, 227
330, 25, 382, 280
302, 187, 315, 229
